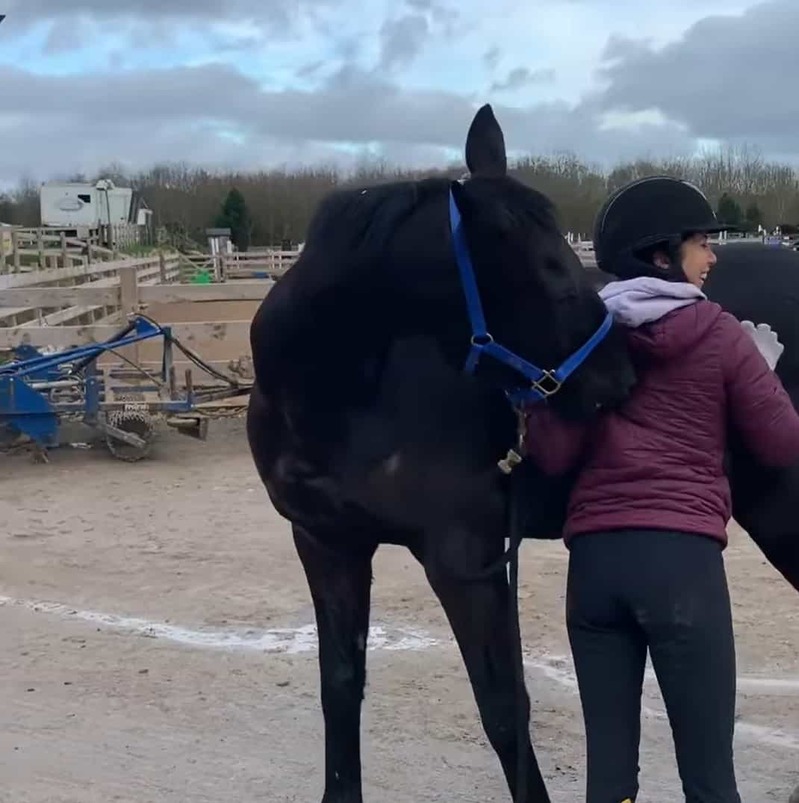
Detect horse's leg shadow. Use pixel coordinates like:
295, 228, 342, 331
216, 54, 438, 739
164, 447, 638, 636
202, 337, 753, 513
413, 529, 551, 803
294, 525, 377, 803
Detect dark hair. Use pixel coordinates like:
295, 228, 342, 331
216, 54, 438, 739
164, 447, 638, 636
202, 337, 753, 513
633, 240, 672, 266
632, 232, 698, 275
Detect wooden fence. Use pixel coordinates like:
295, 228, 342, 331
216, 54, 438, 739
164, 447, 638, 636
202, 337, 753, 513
0, 224, 147, 272
0, 237, 606, 379
0, 242, 604, 343
173, 249, 300, 283
4, 274, 260, 346
178, 244, 597, 283
222, 249, 299, 280
0, 256, 272, 388
0, 253, 182, 330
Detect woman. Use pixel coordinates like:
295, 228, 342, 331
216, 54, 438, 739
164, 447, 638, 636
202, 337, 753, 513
523, 176, 799, 803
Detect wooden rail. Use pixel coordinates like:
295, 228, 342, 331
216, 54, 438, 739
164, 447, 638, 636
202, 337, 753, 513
0, 232, 613, 395
221, 246, 594, 279
0, 253, 180, 329
0, 262, 270, 351
170, 249, 301, 283
0, 262, 269, 389
0, 319, 254, 350
0, 239, 604, 353
222, 249, 298, 280
0, 225, 144, 272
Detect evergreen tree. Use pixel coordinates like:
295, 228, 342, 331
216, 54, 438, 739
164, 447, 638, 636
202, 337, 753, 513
744, 201, 763, 232
215, 187, 252, 251
716, 192, 743, 228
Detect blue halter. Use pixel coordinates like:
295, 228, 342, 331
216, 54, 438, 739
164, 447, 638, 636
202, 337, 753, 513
449, 187, 613, 407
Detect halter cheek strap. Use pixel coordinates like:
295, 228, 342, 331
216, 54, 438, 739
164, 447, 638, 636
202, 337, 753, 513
449, 187, 614, 406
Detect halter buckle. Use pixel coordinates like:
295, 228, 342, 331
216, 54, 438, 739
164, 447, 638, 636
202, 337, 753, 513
531, 370, 562, 398
497, 447, 523, 474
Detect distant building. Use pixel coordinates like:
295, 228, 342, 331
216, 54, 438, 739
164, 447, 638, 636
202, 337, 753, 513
38, 178, 152, 247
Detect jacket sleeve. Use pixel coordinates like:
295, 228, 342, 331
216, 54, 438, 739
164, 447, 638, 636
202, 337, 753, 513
722, 313, 799, 467
522, 404, 590, 476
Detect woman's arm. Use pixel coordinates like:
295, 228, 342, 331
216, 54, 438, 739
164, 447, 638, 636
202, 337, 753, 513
522, 404, 590, 476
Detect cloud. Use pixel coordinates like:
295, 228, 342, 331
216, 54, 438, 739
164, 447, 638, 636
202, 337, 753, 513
596, 0, 799, 151
379, 14, 430, 70
483, 46, 501, 70
0, 60, 700, 186
4, 0, 333, 22
1, 0, 797, 189
295, 59, 326, 80
404, 0, 460, 27
376, 0, 461, 72
2, 0, 339, 46
491, 67, 557, 93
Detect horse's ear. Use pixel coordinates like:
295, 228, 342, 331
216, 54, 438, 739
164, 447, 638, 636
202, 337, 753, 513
465, 103, 507, 178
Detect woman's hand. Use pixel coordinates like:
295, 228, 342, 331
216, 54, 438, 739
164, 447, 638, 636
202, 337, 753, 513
740, 320, 784, 370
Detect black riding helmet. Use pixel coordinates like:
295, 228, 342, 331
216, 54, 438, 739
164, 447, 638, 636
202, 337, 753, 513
593, 175, 732, 281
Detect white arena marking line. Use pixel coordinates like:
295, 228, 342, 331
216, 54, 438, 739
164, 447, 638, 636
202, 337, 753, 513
2, 593, 797, 749
524, 653, 799, 752
0, 595, 438, 654
735, 676, 799, 693
524, 652, 799, 694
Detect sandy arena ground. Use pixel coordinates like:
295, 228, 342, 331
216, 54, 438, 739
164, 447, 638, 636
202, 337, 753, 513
0, 419, 797, 802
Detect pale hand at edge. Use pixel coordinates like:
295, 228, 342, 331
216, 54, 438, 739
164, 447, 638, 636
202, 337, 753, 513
741, 320, 784, 370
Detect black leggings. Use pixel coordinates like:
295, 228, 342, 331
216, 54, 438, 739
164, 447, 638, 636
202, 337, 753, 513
566, 529, 741, 803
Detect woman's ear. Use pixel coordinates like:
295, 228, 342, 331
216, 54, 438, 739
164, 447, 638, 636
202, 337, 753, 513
651, 250, 671, 270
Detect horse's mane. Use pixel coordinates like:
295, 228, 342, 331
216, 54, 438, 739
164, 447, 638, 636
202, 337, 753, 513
302, 176, 450, 261
477, 178, 561, 236
253, 165, 596, 409
254, 178, 453, 383
299, 174, 564, 293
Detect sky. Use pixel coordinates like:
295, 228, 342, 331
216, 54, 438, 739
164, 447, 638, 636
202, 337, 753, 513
0, 0, 796, 187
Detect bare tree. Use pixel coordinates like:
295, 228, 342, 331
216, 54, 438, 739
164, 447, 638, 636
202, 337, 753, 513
5, 147, 798, 242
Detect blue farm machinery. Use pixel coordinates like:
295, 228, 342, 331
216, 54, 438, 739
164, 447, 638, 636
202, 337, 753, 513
0, 314, 251, 461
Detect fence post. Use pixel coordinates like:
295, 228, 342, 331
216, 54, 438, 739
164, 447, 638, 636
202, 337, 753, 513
60, 231, 68, 267
0, 227, 5, 273
119, 265, 140, 317
11, 230, 20, 273
159, 251, 167, 283
119, 265, 141, 366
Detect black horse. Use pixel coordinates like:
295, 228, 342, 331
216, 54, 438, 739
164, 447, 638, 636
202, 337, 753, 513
246, 104, 637, 803
246, 103, 799, 801
702, 241, 799, 593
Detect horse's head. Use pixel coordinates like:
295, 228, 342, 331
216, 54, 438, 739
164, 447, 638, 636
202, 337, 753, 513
443, 104, 635, 420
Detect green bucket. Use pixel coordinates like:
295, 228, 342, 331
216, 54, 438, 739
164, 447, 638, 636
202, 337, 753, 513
192, 269, 212, 284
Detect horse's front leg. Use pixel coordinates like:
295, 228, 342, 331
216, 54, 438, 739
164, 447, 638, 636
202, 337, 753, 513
293, 525, 377, 803
415, 528, 551, 803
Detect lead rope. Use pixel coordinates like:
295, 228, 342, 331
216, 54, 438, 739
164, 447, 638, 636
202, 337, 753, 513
509, 494, 527, 802
508, 407, 528, 802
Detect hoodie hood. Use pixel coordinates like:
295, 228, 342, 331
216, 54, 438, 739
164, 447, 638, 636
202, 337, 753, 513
599, 276, 722, 360
599, 276, 704, 327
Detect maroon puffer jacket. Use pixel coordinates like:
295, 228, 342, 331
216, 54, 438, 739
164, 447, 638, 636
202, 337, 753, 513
523, 299, 799, 547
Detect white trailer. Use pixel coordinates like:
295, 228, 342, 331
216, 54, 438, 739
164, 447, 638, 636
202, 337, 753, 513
39, 179, 134, 230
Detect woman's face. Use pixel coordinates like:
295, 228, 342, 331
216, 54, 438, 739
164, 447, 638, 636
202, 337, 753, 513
679, 233, 717, 288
